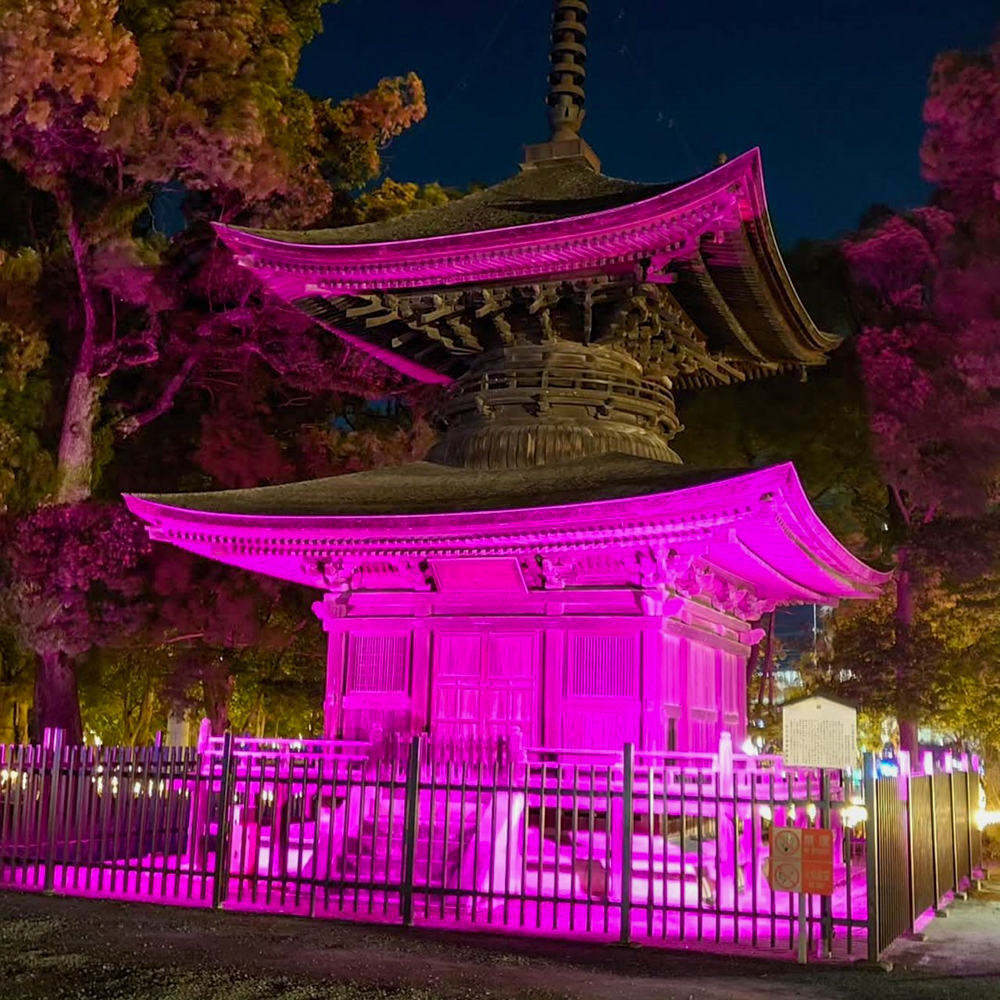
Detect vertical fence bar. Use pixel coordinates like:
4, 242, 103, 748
928, 767, 940, 907
400, 735, 421, 927
819, 770, 833, 958
42, 729, 65, 893
964, 771, 974, 881
948, 772, 959, 893
619, 743, 634, 945
863, 752, 879, 961
212, 733, 235, 909
904, 763, 916, 931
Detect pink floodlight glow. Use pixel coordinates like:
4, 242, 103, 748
214, 150, 763, 272
126, 461, 888, 753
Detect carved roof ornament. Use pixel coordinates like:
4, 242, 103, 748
523, 1, 601, 172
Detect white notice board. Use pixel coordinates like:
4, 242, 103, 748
782, 696, 857, 772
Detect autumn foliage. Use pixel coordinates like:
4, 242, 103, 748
824, 32, 1000, 763
0, 0, 430, 741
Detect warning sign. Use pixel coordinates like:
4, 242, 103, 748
767, 826, 834, 896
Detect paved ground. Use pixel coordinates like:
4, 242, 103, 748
0, 881, 997, 1000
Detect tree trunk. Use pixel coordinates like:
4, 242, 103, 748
126, 682, 155, 746
34, 650, 83, 745
0, 693, 15, 744
203, 669, 232, 736
33, 192, 101, 742
745, 636, 760, 688
53, 188, 101, 505
895, 547, 920, 755
756, 611, 776, 709
54, 372, 101, 504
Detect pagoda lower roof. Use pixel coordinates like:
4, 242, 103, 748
124, 457, 889, 607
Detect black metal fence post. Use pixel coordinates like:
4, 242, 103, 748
42, 728, 65, 894
619, 742, 635, 946
863, 752, 879, 961
928, 766, 940, 905
948, 772, 959, 893
964, 771, 975, 881
212, 733, 235, 909
904, 761, 916, 930
820, 770, 834, 958
400, 735, 422, 927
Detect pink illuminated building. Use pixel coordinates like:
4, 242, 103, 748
125, 1, 887, 755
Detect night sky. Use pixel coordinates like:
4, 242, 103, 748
297, 0, 996, 246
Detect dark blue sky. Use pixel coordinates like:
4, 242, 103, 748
297, 1, 996, 246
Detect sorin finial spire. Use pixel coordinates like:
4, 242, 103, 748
546, 0, 589, 141
522, 0, 599, 171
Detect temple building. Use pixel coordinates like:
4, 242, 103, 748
125, 1, 887, 753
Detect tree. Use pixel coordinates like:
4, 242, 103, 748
921, 37, 1000, 217
677, 240, 889, 717
0, 1, 429, 736
77, 644, 172, 745
0, 502, 151, 742
814, 513, 1000, 803
0, 247, 51, 514
843, 32, 1000, 750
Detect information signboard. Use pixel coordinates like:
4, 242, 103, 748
767, 826, 834, 896
782, 695, 857, 772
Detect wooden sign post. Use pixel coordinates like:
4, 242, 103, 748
768, 825, 834, 963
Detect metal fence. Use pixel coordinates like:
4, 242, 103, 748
864, 755, 982, 959
0, 733, 983, 962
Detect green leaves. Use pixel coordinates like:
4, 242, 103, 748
0, 249, 52, 512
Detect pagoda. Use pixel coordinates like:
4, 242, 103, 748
125, 1, 887, 753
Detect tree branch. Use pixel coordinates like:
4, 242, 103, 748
116, 352, 201, 438
890, 483, 913, 528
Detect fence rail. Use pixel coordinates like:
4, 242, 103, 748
0, 735, 984, 961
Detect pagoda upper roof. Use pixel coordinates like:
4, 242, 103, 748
124, 457, 889, 608
214, 150, 838, 388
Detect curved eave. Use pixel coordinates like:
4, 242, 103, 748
123, 463, 888, 605
733, 167, 842, 360
217, 149, 834, 375
213, 151, 758, 277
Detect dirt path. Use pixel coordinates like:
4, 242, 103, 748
0, 885, 997, 1000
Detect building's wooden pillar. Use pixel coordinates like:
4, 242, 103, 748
716, 645, 725, 749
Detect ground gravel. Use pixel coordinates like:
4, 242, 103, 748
0, 882, 998, 1000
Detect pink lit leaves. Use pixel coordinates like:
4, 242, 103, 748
921, 39, 1000, 215
2, 502, 150, 656
847, 208, 1000, 520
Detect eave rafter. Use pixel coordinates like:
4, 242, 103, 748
298, 276, 760, 390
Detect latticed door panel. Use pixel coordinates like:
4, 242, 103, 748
686, 640, 719, 751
